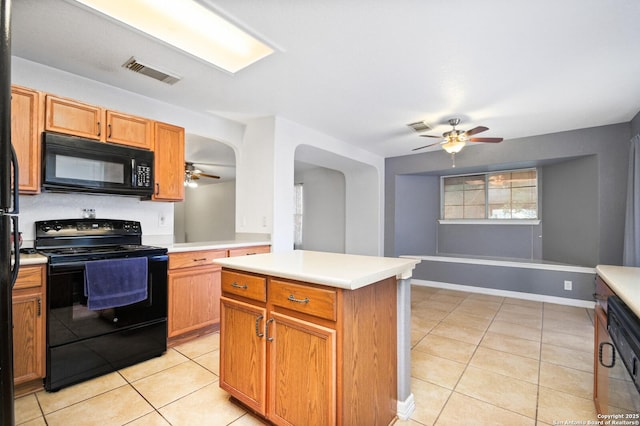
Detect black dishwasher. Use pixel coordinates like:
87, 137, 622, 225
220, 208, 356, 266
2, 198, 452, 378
606, 296, 640, 414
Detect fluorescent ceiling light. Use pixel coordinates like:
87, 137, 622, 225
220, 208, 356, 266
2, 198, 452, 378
73, 0, 274, 73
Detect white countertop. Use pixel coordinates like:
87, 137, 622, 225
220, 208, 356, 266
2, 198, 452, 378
596, 265, 640, 316
162, 239, 271, 253
213, 250, 420, 290
15, 253, 47, 266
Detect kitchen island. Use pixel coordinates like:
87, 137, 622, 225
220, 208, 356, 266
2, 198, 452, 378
214, 250, 419, 425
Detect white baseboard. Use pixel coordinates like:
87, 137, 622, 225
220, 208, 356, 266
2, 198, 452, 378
412, 279, 595, 309
396, 392, 415, 420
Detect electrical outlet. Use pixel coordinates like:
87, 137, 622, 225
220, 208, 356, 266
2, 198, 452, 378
158, 213, 167, 227
564, 280, 572, 291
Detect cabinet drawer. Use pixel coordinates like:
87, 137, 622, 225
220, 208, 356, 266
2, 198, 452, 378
14, 265, 45, 291
270, 279, 337, 321
221, 271, 267, 302
169, 250, 227, 270
227, 245, 271, 257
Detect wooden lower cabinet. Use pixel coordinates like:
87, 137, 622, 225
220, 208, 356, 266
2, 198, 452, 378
167, 250, 226, 340
167, 246, 271, 344
220, 297, 267, 413
268, 311, 336, 426
220, 270, 397, 426
13, 265, 46, 393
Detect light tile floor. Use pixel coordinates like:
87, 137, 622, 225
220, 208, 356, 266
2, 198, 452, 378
14, 285, 598, 425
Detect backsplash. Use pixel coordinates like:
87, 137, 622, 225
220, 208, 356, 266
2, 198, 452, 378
18, 192, 174, 246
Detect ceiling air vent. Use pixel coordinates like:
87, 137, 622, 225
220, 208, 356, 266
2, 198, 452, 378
122, 57, 181, 85
407, 121, 432, 133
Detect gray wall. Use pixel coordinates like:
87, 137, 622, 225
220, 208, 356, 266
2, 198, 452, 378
631, 110, 640, 137
437, 223, 542, 259
295, 166, 346, 253
413, 261, 595, 301
386, 123, 630, 267
541, 155, 599, 266
394, 175, 439, 255
174, 181, 236, 242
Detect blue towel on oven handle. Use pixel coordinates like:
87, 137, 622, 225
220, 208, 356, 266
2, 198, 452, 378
84, 257, 148, 310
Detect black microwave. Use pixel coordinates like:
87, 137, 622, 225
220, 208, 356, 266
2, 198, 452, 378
42, 132, 154, 197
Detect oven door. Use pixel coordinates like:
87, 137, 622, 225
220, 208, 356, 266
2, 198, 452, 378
46, 253, 167, 391
47, 254, 167, 347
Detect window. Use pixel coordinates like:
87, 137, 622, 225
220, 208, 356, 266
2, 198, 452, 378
293, 183, 304, 249
442, 169, 538, 220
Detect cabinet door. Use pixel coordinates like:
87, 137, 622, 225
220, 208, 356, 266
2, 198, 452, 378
45, 95, 104, 140
153, 121, 184, 201
11, 86, 42, 193
220, 297, 267, 415
12, 292, 44, 385
268, 312, 336, 426
168, 266, 221, 337
594, 305, 610, 414
106, 110, 153, 150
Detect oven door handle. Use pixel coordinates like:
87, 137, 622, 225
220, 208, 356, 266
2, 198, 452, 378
599, 341, 616, 368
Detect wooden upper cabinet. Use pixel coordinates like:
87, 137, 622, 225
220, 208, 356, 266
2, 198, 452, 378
106, 110, 153, 150
11, 85, 43, 193
45, 95, 104, 140
153, 121, 184, 201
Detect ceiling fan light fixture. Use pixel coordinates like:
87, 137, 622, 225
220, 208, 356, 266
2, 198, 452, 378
442, 139, 466, 154
184, 175, 198, 188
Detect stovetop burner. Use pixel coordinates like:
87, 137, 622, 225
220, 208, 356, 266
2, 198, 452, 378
34, 219, 168, 264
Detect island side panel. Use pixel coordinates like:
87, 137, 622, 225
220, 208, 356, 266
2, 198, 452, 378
341, 276, 397, 426
396, 277, 415, 419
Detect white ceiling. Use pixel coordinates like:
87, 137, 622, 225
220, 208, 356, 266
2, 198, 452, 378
11, 0, 640, 159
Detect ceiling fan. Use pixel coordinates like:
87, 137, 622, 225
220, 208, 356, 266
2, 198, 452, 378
412, 118, 503, 166
184, 162, 220, 187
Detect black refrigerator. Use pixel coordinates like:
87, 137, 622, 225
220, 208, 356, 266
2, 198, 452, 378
0, 0, 18, 424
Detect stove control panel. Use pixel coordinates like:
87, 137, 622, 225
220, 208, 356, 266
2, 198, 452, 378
36, 219, 142, 237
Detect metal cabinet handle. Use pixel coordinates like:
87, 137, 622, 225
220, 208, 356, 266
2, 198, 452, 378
231, 282, 248, 290
155, 183, 160, 196
108, 123, 112, 138
255, 315, 264, 338
288, 294, 309, 304
266, 318, 275, 342
599, 342, 616, 368
97, 121, 101, 137
37, 297, 41, 317
192, 258, 207, 262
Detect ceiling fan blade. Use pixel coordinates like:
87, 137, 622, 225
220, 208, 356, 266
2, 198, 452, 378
412, 142, 442, 151
469, 137, 503, 143
419, 134, 442, 138
198, 172, 221, 179
464, 126, 489, 137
